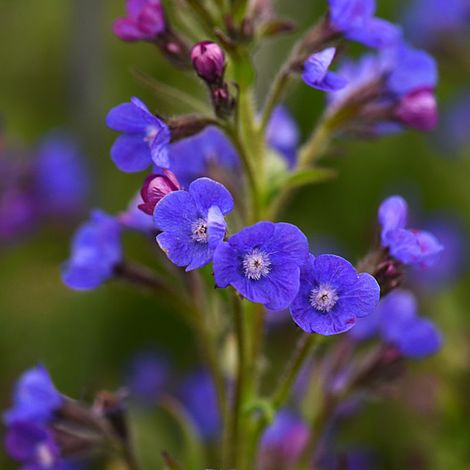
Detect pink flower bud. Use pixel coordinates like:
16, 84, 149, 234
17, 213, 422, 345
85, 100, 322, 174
395, 88, 438, 132
138, 170, 181, 215
191, 41, 226, 85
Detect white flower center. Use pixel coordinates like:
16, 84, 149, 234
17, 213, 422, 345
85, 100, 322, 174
191, 218, 208, 243
36, 443, 54, 468
243, 249, 271, 280
309, 284, 339, 312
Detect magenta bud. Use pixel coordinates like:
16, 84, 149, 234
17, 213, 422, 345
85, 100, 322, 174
191, 41, 226, 85
395, 88, 438, 132
138, 170, 181, 215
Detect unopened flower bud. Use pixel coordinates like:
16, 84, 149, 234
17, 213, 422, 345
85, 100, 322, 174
395, 88, 438, 132
138, 170, 181, 215
191, 41, 226, 85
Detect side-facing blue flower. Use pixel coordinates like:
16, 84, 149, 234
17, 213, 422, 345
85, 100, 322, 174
62, 210, 122, 290
265, 106, 300, 168
290, 254, 380, 336
154, 177, 233, 271
302, 48, 348, 92
106, 97, 170, 172
213, 222, 309, 310
328, 0, 401, 48
379, 196, 443, 268
4, 365, 63, 425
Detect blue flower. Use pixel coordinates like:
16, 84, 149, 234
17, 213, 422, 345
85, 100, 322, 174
351, 290, 442, 359
62, 210, 122, 290
290, 254, 380, 336
106, 97, 171, 172
4, 365, 63, 425
302, 48, 348, 92
265, 106, 300, 168
328, 0, 401, 48
154, 177, 234, 271
5, 422, 62, 470
213, 222, 309, 310
379, 196, 443, 268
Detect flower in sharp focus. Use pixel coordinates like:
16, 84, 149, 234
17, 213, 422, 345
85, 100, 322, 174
138, 170, 181, 215
154, 177, 234, 271
61, 210, 122, 290
328, 0, 401, 48
213, 222, 309, 310
290, 254, 380, 336
302, 48, 348, 92
106, 97, 170, 172
113, 0, 166, 42
379, 195, 443, 268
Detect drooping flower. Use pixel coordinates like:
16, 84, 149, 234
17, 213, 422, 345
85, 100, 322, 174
302, 48, 348, 92
4, 365, 63, 426
351, 289, 442, 358
62, 210, 122, 290
379, 196, 443, 268
290, 254, 380, 336
154, 177, 234, 271
106, 97, 171, 172
113, 0, 166, 42
328, 0, 401, 48
213, 222, 309, 310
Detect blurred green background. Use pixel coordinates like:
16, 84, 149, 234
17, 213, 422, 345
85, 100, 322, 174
0, 0, 469, 468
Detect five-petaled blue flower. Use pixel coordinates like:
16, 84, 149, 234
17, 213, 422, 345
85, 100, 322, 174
154, 177, 234, 271
328, 0, 401, 48
379, 195, 443, 268
62, 210, 122, 290
351, 289, 442, 358
213, 222, 309, 310
106, 97, 171, 172
302, 48, 348, 92
290, 254, 380, 336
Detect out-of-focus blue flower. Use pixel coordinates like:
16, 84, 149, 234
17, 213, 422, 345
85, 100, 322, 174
302, 48, 348, 92
258, 410, 309, 470
0, 187, 37, 242
4, 365, 63, 426
179, 369, 219, 439
154, 177, 233, 271
34, 133, 89, 216
213, 222, 309, 310
106, 97, 170, 172
290, 254, 380, 336
126, 351, 169, 405
266, 106, 300, 168
113, 0, 166, 42
328, 0, 401, 48
379, 196, 443, 268
62, 210, 122, 290
351, 289, 443, 358
5, 422, 62, 470
168, 127, 239, 187
118, 193, 154, 233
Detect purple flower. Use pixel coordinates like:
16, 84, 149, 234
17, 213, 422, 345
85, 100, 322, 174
258, 410, 309, 470
266, 106, 300, 168
62, 210, 122, 290
328, 0, 401, 48
113, 0, 166, 42
379, 196, 443, 268
4, 366, 63, 426
394, 88, 438, 132
302, 48, 348, 92
168, 126, 239, 187
290, 254, 380, 336
106, 97, 171, 172
213, 222, 309, 310
191, 41, 226, 85
154, 177, 234, 271
179, 370, 219, 439
138, 170, 181, 215
5, 422, 62, 470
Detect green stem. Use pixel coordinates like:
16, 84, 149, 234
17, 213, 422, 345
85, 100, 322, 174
297, 116, 333, 170
184, 0, 218, 36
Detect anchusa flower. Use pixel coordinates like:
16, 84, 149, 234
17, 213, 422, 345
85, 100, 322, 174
351, 289, 442, 359
138, 170, 181, 215
154, 177, 234, 271
106, 97, 171, 172
302, 48, 348, 92
290, 254, 380, 335
62, 210, 122, 290
191, 41, 226, 87
213, 222, 309, 310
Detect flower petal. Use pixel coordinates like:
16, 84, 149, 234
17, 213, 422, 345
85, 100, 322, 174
265, 223, 309, 267
378, 195, 408, 240
338, 272, 380, 319
110, 134, 152, 172
153, 190, 198, 232
213, 241, 241, 288
346, 18, 401, 48
302, 48, 337, 87
106, 99, 154, 133
156, 231, 195, 268
396, 318, 442, 359
150, 123, 171, 168
189, 177, 234, 216
207, 205, 226, 250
